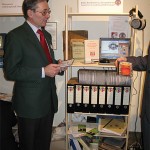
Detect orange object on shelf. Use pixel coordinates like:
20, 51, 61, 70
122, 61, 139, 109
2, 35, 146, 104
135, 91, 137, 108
119, 62, 132, 76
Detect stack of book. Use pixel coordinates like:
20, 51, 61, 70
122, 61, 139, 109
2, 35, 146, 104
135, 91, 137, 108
69, 123, 99, 150
99, 137, 126, 150
77, 135, 99, 150
98, 117, 127, 136
62, 30, 88, 60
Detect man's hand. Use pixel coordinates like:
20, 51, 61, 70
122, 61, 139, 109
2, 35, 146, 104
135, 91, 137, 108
44, 64, 61, 77
58, 59, 68, 72
115, 57, 127, 67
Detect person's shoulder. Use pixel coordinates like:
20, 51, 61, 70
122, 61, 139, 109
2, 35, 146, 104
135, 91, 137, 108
7, 22, 28, 37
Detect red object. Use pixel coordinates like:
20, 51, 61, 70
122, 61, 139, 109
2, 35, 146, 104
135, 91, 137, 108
37, 29, 52, 63
121, 65, 131, 75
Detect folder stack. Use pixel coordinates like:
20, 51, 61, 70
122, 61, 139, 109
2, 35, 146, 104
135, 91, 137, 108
75, 84, 83, 112
67, 76, 131, 114
78, 69, 131, 86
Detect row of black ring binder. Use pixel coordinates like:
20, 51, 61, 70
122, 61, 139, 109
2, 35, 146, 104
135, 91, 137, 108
67, 78, 131, 115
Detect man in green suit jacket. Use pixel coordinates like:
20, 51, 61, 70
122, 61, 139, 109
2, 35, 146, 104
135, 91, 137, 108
3, 0, 65, 150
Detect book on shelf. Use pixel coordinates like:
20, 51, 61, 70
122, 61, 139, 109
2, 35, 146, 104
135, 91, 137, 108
77, 137, 91, 150
78, 126, 99, 149
103, 137, 125, 149
71, 39, 85, 62
69, 123, 99, 150
85, 127, 99, 137
63, 30, 88, 60
99, 142, 123, 150
69, 122, 98, 138
101, 118, 127, 136
68, 125, 85, 138
98, 117, 112, 132
78, 136, 100, 150
98, 132, 121, 137
77, 132, 100, 150
69, 134, 82, 150
84, 39, 99, 63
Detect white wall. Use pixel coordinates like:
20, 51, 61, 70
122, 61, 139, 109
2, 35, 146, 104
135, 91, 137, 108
0, 0, 150, 131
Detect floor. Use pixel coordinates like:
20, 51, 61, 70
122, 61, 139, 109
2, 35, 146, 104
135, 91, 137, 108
50, 139, 66, 150
50, 132, 142, 150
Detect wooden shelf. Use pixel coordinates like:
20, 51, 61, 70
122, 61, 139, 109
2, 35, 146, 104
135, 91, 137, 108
71, 112, 129, 117
71, 61, 116, 68
0, 13, 23, 17
65, 5, 134, 150
67, 12, 129, 17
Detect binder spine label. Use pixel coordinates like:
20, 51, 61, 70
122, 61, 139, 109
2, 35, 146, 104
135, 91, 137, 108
83, 86, 90, 104
67, 86, 74, 104
99, 86, 106, 104
75, 85, 82, 103
91, 86, 98, 104
115, 87, 122, 105
123, 87, 130, 105
107, 87, 114, 104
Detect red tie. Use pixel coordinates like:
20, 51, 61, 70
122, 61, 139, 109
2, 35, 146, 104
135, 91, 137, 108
37, 29, 52, 63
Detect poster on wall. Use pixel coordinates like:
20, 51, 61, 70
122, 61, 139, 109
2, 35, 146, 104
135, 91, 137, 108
109, 16, 129, 38
78, 0, 123, 13
45, 22, 57, 50
0, 0, 23, 14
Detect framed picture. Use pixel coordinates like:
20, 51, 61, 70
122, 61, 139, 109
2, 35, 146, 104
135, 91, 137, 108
45, 22, 57, 50
0, 0, 23, 15
0, 34, 4, 49
78, 0, 123, 13
0, 33, 6, 56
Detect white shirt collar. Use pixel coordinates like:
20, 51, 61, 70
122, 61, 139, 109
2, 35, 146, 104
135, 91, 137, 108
26, 21, 41, 34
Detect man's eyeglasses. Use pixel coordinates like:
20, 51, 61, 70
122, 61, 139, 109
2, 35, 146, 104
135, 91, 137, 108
33, 9, 51, 16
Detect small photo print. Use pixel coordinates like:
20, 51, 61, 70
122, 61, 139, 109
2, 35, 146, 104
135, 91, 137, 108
111, 32, 118, 38
78, 124, 86, 133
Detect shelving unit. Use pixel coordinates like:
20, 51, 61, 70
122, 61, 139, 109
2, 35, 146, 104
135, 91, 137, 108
65, 5, 135, 150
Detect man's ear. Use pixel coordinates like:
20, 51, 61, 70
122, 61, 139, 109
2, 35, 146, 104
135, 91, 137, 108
27, 9, 34, 18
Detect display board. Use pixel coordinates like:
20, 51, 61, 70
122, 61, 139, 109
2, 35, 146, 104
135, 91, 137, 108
78, 0, 123, 13
0, 0, 23, 14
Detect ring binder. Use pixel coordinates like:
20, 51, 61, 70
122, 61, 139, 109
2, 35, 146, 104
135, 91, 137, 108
121, 86, 131, 114
82, 85, 90, 113
106, 86, 114, 114
74, 84, 83, 112
67, 85, 75, 113
90, 85, 98, 113
114, 87, 122, 114
98, 86, 106, 113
